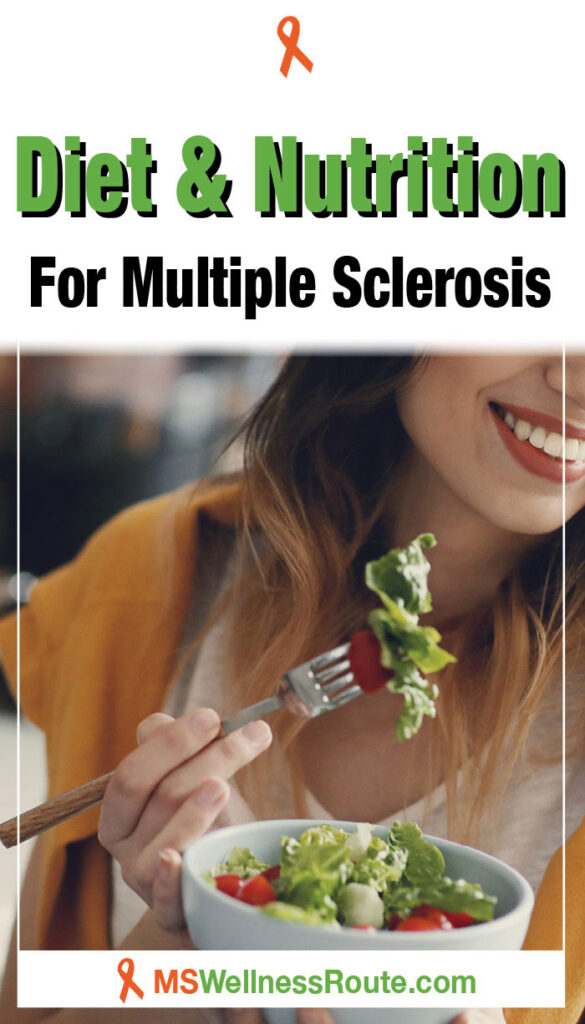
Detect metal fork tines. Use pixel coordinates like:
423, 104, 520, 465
220, 642, 361, 735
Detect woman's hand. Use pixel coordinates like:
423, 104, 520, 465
98, 708, 272, 932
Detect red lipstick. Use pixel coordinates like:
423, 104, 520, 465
494, 403, 585, 442
490, 406, 585, 484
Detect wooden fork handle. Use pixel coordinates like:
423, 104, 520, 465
0, 771, 114, 849
0, 700, 286, 850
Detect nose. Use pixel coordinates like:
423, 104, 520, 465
545, 355, 585, 418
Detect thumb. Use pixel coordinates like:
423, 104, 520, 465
152, 848, 184, 931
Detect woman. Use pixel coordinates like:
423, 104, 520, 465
1, 353, 584, 1024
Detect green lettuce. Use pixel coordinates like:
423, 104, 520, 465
296, 824, 349, 847
210, 822, 497, 930
275, 829, 353, 921
365, 533, 436, 615
208, 845, 268, 878
385, 875, 497, 923
365, 534, 456, 740
260, 901, 338, 927
389, 821, 445, 885
349, 833, 408, 892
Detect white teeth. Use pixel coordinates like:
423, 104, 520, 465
529, 426, 547, 449
499, 406, 585, 463
514, 419, 531, 442
544, 433, 563, 457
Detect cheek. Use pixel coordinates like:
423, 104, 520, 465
567, 479, 585, 519
397, 365, 477, 470
395, 357, 579, 536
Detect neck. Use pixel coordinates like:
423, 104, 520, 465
387, 449, 541, 628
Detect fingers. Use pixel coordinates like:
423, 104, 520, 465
100, 708, 222, 845
131, 720, 272, 845
143, 777, 230, 866
98, 707, 273, 937
121, 777, 230, 904
137, 712, 175, 744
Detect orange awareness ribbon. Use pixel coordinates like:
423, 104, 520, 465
277, 16, 313, 77
117, 957, 145, 1003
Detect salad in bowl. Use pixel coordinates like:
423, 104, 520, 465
205, 821, 497, 933
182, 819, 534, 952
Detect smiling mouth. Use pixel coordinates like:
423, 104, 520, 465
490, 403, 585, 464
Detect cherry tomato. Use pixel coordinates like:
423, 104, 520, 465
443, 911, 476, 928
214, 874, 243, 899
348, 630, 394, 694
387, 913, 402, 931
262, 865, 281, 882
396, 917, 443, 932
238, 875, 277, 906
411, 904, 453, 930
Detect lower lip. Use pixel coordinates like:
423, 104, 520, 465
490, 407, 585, 484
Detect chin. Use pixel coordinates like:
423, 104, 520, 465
480, 496, 565, 536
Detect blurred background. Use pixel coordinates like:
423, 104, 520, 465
1, 352, 280, 586
0, 351, 280, 971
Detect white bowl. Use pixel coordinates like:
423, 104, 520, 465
182, 819, 534, 1024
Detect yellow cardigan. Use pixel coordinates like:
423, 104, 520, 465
0, 482, 583, 1023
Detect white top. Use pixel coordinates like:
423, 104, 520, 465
111, 605, 585, 948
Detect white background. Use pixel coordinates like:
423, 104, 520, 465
1, 0, 584, 348
19, 951, 565, 1009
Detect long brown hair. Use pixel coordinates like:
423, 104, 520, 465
192, 356, 585, 844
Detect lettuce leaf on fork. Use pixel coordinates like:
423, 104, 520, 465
365, 534, 456, 740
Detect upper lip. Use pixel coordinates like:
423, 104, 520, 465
492, 402, 585, 441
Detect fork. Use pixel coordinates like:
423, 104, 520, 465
0, 642, 359, 848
